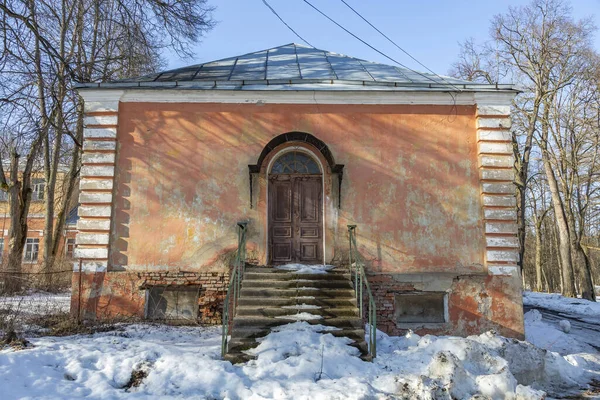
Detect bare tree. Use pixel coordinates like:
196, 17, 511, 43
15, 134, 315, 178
0, 0, 215, 291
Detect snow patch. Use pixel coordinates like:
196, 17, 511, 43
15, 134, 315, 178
275, 312, 323, 321
523, 291, 600, 318
280, 304, 321, 310
275, 264, 335, 274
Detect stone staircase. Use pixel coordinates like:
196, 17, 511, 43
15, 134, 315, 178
224, 266, 368, 363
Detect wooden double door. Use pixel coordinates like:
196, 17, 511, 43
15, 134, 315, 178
269, 174, 323, 265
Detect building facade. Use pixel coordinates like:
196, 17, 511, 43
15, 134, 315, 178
73, 44, 523, 338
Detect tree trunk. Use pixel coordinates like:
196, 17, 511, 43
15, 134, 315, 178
535, 220, 543, 292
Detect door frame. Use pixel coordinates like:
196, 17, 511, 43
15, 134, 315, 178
266, 146, 326, 265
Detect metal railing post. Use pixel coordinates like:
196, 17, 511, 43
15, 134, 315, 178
346, 224, 377, 360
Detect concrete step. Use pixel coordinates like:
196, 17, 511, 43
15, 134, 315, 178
244, 272, 352, 281
239, 288, 356, 298
245, 267, 349, 275
229, 326, 365, 342
223, 352, 254, 364
232, 316, 363, 331
237, 297, 357, 308
242, 279, 353, 289
235, 306, 359, 318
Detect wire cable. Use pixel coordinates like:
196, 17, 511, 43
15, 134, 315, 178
302, 0, 460, 91
339, 0, 461, 91
261, 0, 314, 48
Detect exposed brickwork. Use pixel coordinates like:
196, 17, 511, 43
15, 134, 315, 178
367, 272, 524, 339
72, 270, 230, 324
368, 274, 415, 335
138, 271, 229, 324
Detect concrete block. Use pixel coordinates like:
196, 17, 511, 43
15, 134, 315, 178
83, 140, 117, 151
477, 117, 512, 129
484, 208, 517, 220
486, 236, 519, 248
77, 218, 111, 231
477, 105, 511, 116
478, 142, 513, 154
79, 192, 113, 204
81, 165, 115, 177
77, 233, 109, 245
74, 247, 108, 259
84, 115, 118, 126
82, 152, 115, 164
80, 178, 114, 191
83, 127, 117, 138
488, 266, 519, 276
478, 129, 512, 142
485, 222, 518, 234
482, 195, 516, 207
483, 182, 515, 194
78, 205, 112, 217
480, 154, 514, 168
487, 250, 519, 262
480, 168, 514, 181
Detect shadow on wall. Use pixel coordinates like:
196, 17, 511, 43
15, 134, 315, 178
111, 103, 484, 273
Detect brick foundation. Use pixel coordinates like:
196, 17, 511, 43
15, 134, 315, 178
368, 273, 524, 339
71, 270, 229, 324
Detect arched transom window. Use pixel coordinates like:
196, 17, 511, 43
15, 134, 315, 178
271, 151, 320, 174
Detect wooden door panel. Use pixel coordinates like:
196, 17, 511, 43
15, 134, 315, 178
298, 179, 320, 223
269, 176, 294, 264
272, 180, 292, 222
269, 175, 323, 265
296, 177, 322, 264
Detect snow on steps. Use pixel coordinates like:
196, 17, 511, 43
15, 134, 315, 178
224, 265, 369, 363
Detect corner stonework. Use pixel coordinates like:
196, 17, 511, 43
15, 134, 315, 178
475, 93, 520, 277
74, 90, 124, 272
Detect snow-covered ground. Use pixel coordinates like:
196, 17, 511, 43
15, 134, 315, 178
0, 291, 71, 318
0, 291, 599, 399
524, 290, 600, 318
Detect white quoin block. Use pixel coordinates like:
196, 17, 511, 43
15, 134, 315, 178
482, 195, 516, 207
74, 247, 108, 259
73, 260, 109, 272
477, 117, 512, 129
80, 178, 114, 191
79, 192, 113, 204
480, 168, 514, 181
477, 105, 511, 116
83, 140, 117, 151
478, 142, 513, 154
83, 128, 117, 139
82, 152, 116, 164
487, 250, 519, 262
485, 222, 518, 234
84, 115, 118, 126
480, 155, 514, 168
77, 218, 111, 231
484, 208, 517, 220
78, 205, 112, 217
84, 101, 119, 113
482, 182, 515, 194
486, 236, 519, 248
77, 233, 110, 245
478, 129, 512, 142
488, 266, 519, 276
81, 165, 115, 177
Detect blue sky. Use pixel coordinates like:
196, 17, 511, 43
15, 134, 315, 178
168, 0, 600, 76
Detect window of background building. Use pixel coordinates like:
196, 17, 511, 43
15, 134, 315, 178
24, 238, 39, 262
66, 238, 76, 259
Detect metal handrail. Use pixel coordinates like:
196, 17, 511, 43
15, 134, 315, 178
347, 225, 377, 359
221, 222, 248, 358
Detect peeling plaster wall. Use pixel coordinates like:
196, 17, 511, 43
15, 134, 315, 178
111, 103, 484, 274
